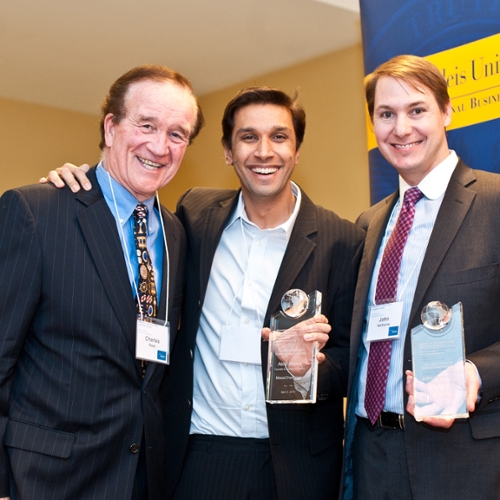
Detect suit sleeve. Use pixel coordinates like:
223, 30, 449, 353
0, 189, 43, 495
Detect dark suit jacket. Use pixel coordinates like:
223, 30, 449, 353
343, 161, 500, 500
163, 186, 364, 499
0, 167, 185, 500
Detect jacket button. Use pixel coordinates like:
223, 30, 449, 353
189, 349, 193, 359
187, 399, 192, 408
129, 443, 140, 454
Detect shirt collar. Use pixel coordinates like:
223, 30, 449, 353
399, 150, 459, 201
96, 161, 156, 226
226, 181, 302, 237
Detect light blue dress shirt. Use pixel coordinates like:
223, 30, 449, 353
190, 183, 301, 438
96, 162, 163, 302
356, 151, 458, 417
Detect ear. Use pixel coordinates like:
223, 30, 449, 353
294, 148, 300, 166
103, 114, 116, 148
443, 100, 452, 128
223, 145, 233, 166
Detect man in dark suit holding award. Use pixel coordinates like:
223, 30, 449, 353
342, 55, 500, 500
0, 65, 203, 500
162, 87, 364, 499
42, 87, 364, 499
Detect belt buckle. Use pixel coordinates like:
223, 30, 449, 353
378, 411, 405, 430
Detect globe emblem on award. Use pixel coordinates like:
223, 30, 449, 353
281, 289, 309, 319
421, 301, 452, 330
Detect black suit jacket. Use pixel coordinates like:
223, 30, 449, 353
0, 167, 185, 499
343, 161, 500, 500
163, 186, 364, 499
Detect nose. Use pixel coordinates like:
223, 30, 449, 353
394, 114, 412, 137
254, 137, 274, 159
148, 133, 170, 157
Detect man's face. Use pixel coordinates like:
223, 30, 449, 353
103, 79, 197, 201
373, 76, 452, 185
224, 104, 300, 204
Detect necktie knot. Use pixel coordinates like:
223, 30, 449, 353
134, 203, 148, 227
403, 187, 424, 208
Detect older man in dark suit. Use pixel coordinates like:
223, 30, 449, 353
0, 65, 203, 500
342, 55, 500, 500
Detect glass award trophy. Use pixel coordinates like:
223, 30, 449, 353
266, 290, 321, 404
410, 301, 468, 421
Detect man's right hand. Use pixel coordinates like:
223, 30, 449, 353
39, 163, 92, 192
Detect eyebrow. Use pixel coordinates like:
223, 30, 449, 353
375, 100, 427, 111
138, 115, 190, 137
236, 125, 291, 134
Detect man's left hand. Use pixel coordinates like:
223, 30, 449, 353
406, 362, 480, 428
261, 314, 330, 365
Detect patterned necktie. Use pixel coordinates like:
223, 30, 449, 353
133, 204, 157, 318
364, 187, 424, 425
133, 204, 157, 379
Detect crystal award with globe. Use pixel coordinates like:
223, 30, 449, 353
266, 290, 321, 404
410, 301, 468, 421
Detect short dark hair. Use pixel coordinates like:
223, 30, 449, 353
99, 65, 205, 150
221, 87, 305, 150
365, 55, 450, 121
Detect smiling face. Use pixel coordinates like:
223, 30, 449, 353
224, 104, 300, 207
103, 79, 197, 201
373, 76, 452, 186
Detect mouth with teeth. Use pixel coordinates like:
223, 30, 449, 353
393, 141, 422, 149
250, 165, 280, 175
137, 156, 164, 170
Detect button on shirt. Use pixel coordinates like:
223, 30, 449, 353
356, 151, 458, 417
190, 183, 301, 438
96, 162, 163, 299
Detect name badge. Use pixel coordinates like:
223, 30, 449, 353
136, 317, 170, 364
219, 324, 262, 365
366, 302, 403, 342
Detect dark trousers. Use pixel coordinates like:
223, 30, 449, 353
173, 434, 278, 500
352, 417, 413, 500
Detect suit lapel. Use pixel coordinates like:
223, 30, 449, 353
349, 193, 397, 371
264, 193, 318, 323
76, 171, 138, 360
199, 193, 239, 305
407, 162, 476, 328
144, 205, 180, 385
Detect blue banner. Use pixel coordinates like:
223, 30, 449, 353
359, 0, 500, 204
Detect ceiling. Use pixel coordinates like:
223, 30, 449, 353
1, 0, 360, 115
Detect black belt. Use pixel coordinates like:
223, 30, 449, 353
362, 411, 405, 430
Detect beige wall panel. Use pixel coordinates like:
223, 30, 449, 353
0, 98, 101, 194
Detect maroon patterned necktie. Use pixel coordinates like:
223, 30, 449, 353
364, 187, 424, 425
133, 204, 157, 319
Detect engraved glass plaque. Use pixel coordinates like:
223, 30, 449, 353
266, 290, 321, 404
411, 302, 468, 421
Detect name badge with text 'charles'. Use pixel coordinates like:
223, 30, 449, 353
136, 317, 170, 364
367, 302, 403, 342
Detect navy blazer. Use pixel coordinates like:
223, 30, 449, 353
0, 167, 185, 499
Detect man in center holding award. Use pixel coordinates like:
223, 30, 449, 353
45, 87, 364, 499
342, 55, 500, 500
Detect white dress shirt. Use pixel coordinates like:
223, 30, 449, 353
356, 151, 459, 416
190, 183, 301, 438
